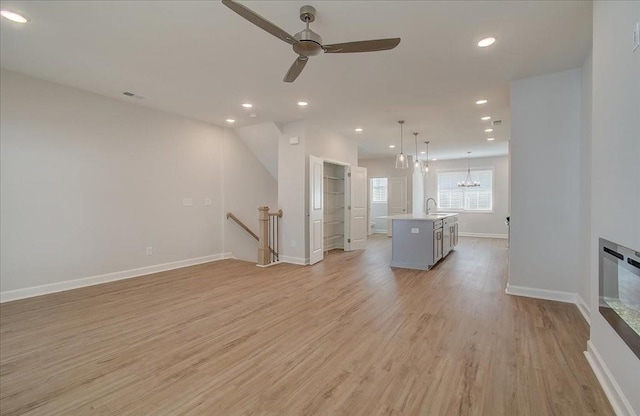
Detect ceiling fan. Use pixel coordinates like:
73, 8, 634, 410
221, 0, 401, 82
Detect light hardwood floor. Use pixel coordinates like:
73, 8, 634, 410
0, 236, 613, 415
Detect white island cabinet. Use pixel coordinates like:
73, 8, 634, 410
386, 213, 458, 270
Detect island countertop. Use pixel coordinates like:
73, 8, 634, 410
381, 213, 458, 221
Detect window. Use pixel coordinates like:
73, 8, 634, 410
437, 169, 493, 211
371, 177, 388, 203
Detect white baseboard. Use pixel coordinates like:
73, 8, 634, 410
372, 230, 388, 234
459, 232, 508, 239
585, 341, 637, 416
575, 294, 591, 325
505, 283, 579, 304
280, 255, 308, 265
0, 252, 233, 303
256, 260, 283, 268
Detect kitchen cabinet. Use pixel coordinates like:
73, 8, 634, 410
443, 216, 459, 256
387, 213, 458, 270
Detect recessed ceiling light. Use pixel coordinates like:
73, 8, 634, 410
477, 37, 496, 48
241, 103, 253, 108
226, 119, 236, 123
487, 137, 495, 141
420, 151, 426, 154
0, 10, 28, 23
389, 145, 396, 149
475, 99, 488, 105
432, 158, 438, 161
481, 116, 491, 121
484, 128, 494, 132
355, 128, 363, 132
297, 101, 308, 107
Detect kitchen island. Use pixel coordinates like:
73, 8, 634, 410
385, 213, 458, 270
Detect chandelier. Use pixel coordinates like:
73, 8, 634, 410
458, 151, 480, 187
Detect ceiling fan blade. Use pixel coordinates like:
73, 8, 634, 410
323, 38, 401, 54
222, 0, 296, 45
283, 56, 308, 83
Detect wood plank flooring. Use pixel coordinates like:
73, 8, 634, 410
0, 236, 613, 415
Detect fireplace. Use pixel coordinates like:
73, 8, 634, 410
599, 238, 640, 359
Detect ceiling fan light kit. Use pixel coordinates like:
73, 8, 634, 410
222, 0, 401, 82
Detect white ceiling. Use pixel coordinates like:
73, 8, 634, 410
0, 0, 592, 160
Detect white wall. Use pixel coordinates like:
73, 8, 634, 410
0, 69, 276, 298
277, 121, 307, 264
306, 123, 358, 167
589, 1, 640, 414
359, 157, 414, 214
579, 50, 592, 308
424, 155, 509, 237
412, 171, 424, 216
233, 121, 281, 180
222, 129, 278, 262
275, 121, 359, 264
509, 68, 583, 294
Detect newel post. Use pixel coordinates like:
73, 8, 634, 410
258, 206, 270, 266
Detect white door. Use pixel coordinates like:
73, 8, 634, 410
347, 166, 367, 251
309, 155, 324, 264
387, 176, 407, 236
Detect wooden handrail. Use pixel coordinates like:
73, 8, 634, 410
226, 212, 259, 241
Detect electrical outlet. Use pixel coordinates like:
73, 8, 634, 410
183, 198, 193, 206
204, 198, 212, 206
146, 247, 153, 256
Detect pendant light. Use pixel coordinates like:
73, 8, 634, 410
395, 120, 409, 169
412, 132, 422, 172
423, 141, 430, 174
458, 151, 480, 187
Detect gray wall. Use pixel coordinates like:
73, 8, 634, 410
223, 129, 278, 262
0, 69, 276, 296
276, 121, 359, 264
509, 68, 583, 294
424, 155, 509, 237
589, 1, 640, 413
360, 155, 508, 237
359, 157, 414, 212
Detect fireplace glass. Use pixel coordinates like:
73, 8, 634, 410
599, 238, 640, 358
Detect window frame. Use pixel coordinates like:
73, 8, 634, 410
436, 167, 495, 213
370, 177, 388, 204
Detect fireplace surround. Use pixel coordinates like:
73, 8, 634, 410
599, 238, 640, 359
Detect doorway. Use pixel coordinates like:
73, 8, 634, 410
370, 177, 388, 235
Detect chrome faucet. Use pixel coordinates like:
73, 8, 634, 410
426, 198, 437, 214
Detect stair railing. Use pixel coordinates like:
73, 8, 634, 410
258, 206, 283, 266
226, 207, 282, 266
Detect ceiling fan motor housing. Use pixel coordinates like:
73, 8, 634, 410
293, 29, 323, 56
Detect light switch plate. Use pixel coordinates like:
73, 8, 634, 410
183, 198, 193, 206
289, 136, 299, 145
411, 228, 419, 234
204, 198, 212, 206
